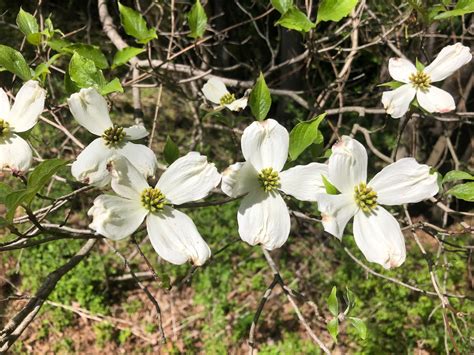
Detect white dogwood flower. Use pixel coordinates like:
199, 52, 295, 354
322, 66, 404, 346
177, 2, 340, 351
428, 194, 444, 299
68, 88, 157, 187
202, 77, 248, 111
382, 43, 472, 118
221, 119, 328, 250
0, 81, 46, 173
89, 153, 221, 265
316, 136, 439, 269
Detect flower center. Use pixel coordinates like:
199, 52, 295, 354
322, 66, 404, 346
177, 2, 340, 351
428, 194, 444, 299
258, 167, 280, 192
409, 71, 431, 91
102, 125, 126, 147
219, 93, 235, 105
0, 119, 10, 138
140, 187, 167, 212
354, 182, 378, 213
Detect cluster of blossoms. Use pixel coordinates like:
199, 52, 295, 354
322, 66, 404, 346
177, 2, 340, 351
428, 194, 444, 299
0, 43, 470, 269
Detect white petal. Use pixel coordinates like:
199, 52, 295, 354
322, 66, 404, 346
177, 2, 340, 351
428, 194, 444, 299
388, 58, 416, 83
67, 87, 112, 136
416, 86, 455, 114
157, 152, 221, 205
238, 190, 291, 250
221, 161, 259, 198
202, 77, 229, 104
279, 163, 328, 201
381, 84, 416, 118
88, 194, 147, 240
424, 43, 472, 82
109, 155, 150, 200
369, 158, 439, 205
0, 134, 32, 173
328, 135, 368, 193
241, 119, 289, 172
8, 80, 45, 132
353, 207, 406, 269
124, 124, 148, 140
118, 141, 157, 178
71, 138, 114, 187
316, 193, 357, 240
146, 207, 211, 266
225, 97, 248, 111
0, 88, 11, 118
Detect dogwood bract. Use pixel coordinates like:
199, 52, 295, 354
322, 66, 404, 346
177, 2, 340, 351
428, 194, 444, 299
0, 81, 45, 173
382, 43, 472, 118
221, 119, 327, 250
89, 153, 221, 265
316, 136, 439, 269
202, 77, 248, 111
68, 87, 157, 187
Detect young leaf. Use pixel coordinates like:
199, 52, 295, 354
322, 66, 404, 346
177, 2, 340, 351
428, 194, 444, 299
327, 286, 339, 316
0, 182, 12, 203
415, 58, 425, 71
249, 73, 271, 121
164, 136, 180, 165
5, 189, 34, 222
446, 182, 474, 202
377, 81, 404, 89
327, 318, 339, 342
62, 43, 109, 69
188, 1, 208, 39
289, 113, 326, 161
317, 0, 359, 24
348, 317, 367, 340
16, 8, 40, 45
344, 287, 356, 314
118, 2, 157, 44
100, 78, 124, 95
442, 170, 474, 184
275, 7, 316, 32
271, 0, 293, 14
434, 0, 474, 19
68, 52, 106, 89
322, 175, 340, 195
0, 44, 33, 81
48, 38, 72, 52
112, 47, 145, 68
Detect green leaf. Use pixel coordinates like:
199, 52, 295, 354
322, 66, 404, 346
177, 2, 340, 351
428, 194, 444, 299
118, 2, 157, 44
322, 175, 340, 195
442, 170, 474, 183
62, 43, 109, 69
68, 52, 106, 89
327, 286, 339, 316
317, 0, 359, 24
415, 58, 425, 71
164, 136, 180, 165
348, 317, 367, 340
0, 182, 12, 203
275, 7, 316, 32
344, 287, 356, 314
112, 47, 145, 68
271, 0, 293, 14
0, 44, 32, 81
446, 182, 474, 202
249, 73, 271, 121
327, 318, 339, 342
188, 1, 208, 39
32, 53, 63, 81
16, 8, 40, 45
378, 81, 404, 89
27, 158, 68, 191
434, 0, 474, 19
289, 113, 326, 161
5, 189, 33, 221
47, 38, 72, 52
100, 77, 124, 95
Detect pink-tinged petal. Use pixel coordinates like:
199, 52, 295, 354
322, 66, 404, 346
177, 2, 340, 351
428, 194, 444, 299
388, 58, 416, 83
328, 135, 368, 193
416, 86, 455, 114
279, 162, 328, 201
241, 119, 289, 172
147, 207, 211, 266
424, 43, 472, 82
238, 190, 290, 250
381, 84, 416, 118
316, 193, 357, 240
353, 207, 406, 269
369, 158, 439, 205
88, 195, 147, 240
